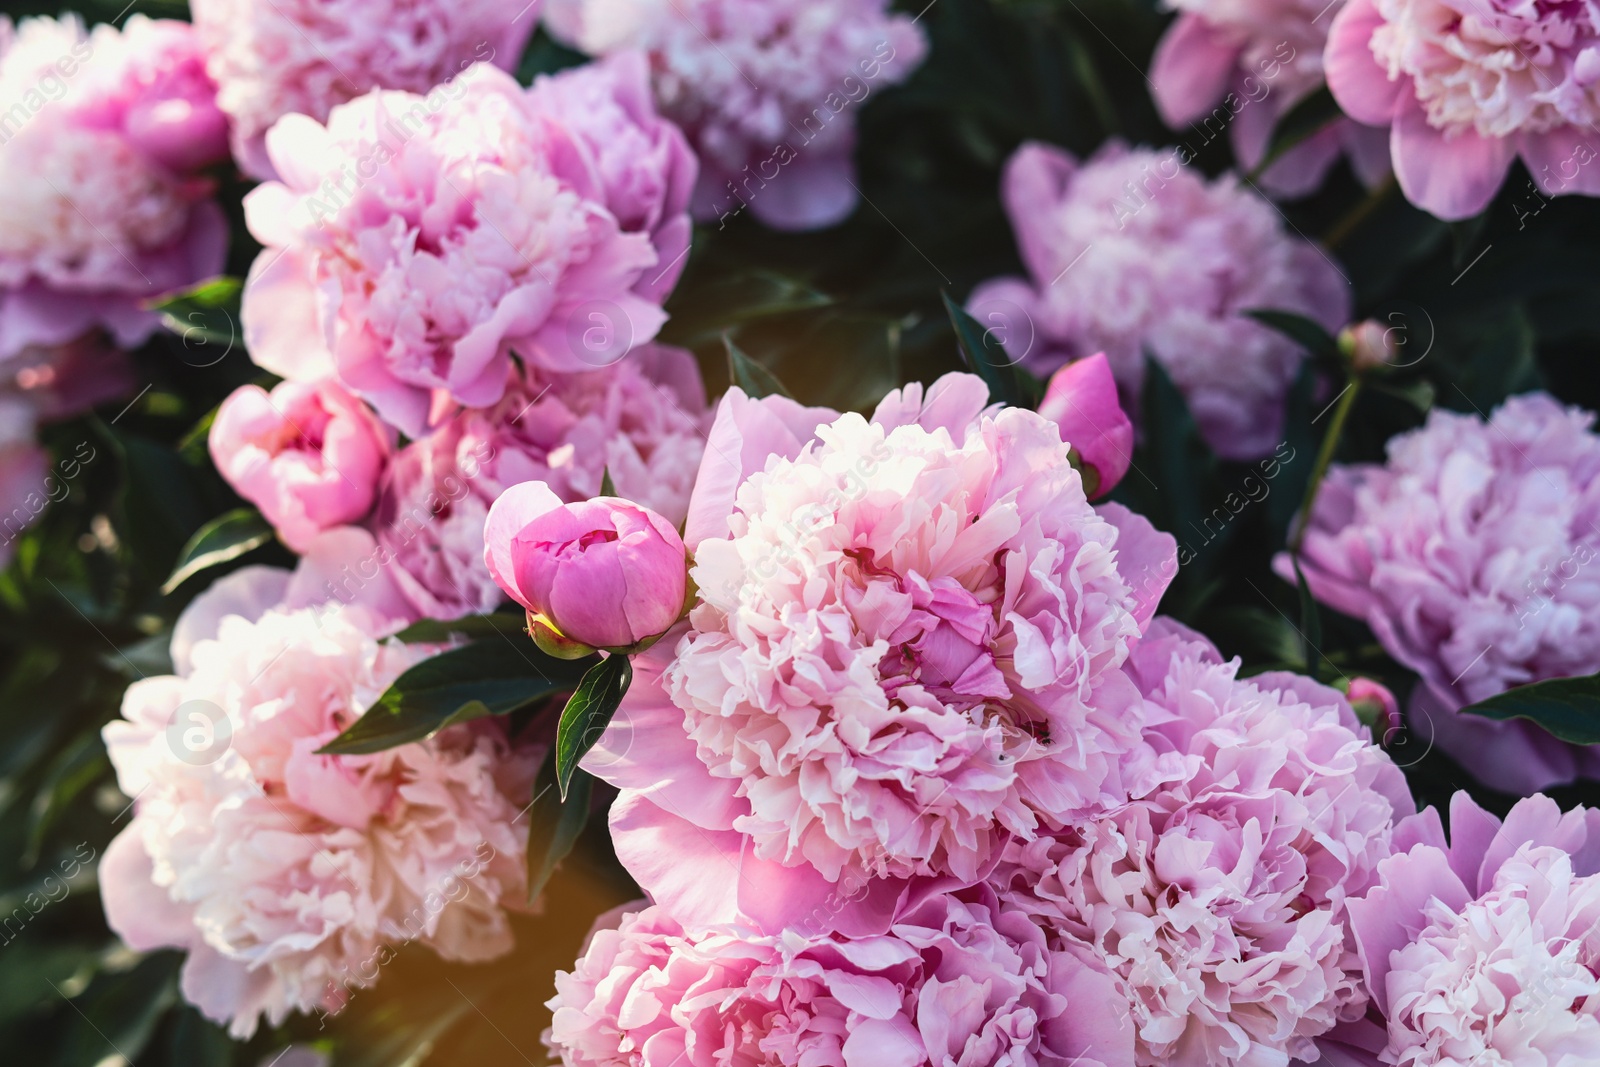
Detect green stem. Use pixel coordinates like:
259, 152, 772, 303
1292, 375, 1363, 555
1323, 177, 1396, 250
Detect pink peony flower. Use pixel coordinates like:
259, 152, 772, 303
188, 0, 537, 179
546, 889, 1137, 1067
354, 347, 708, 622
1037, 352, 1134, 499
581, 372, 1178, 934
1151, 0, 1391, 197
1325, 0, 1600, 218
209, 380, 394, 552
240, 60, 692, 436
100, 563, 537, 1038
543, 0, 927, 230
1330, 792, 1600, 1065
485, 484, 687, 651
991, 619, 1416, 1067
1279, 393, 1600, 794
968, 141, 1349, 460
1346, 676, 1399, 735
527, 51, 696, 302
0, 15, 228, 358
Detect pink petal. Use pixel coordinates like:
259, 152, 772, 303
1325, 0, 1407, 127
1149, 14, 1243, 127
1391, 102, 1514, 220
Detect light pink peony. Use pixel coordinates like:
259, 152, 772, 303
581, 372, 1178, 934
240, 60, 693, 436
546, 889, 1136, 1067
543, 0, 927, 230
354, 347, 708, 622
1327, 792, 1600, 1066
209, 380, 394, 552
0, 15, 228, 358
1037, 352, 1134, 499
1280, 392, 1600, 794
100, 563, 537, 1038
992, 619, 1416, 1067
1151, 0, 1391, 197
1325, 0, 1600, 218
968, 141, 1349, 460
485, 484, 687, 651
188, 0, 537, 179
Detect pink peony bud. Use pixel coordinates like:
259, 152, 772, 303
1037, 352, 1133, 498
1338, 320, 1399, 373
209, 380, 392, 552
483, 481, 687, 652
1346, 676, 1399, 736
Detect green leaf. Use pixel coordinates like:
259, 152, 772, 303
600, 467, 617, 498
320, 641, 589, 755
556, 654, 633, 799
1459, 672, 1600, 744
724, 334, 793, 399
392, 611, 531, 644
146, 276, 242, 348
525, 747, 593, 902
161, 508, 273, 594
1253, 87, 1342, 176
1244, 309, 1340, 361
942, 291, 1040, 409
1291, 555, 1324, 682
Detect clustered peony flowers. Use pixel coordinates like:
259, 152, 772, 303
1285, 392, 1600, 794
542, 0, 928, 230
968, 140, 1349, 460
1150, 0, 1391, 197
578, 372, 1178, 932
0, 13, 228, 358
240, 55, 695, 437
100, 563, 538, 1038
188, 0, 538, 179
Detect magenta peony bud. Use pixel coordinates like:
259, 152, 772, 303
483, 482, 687, 652
209, 380, 392, 552
1037, 352, 1133, 499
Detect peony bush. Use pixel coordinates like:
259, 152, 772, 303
4, 1, 1600, 1065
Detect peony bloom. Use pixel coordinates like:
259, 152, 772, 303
485, 485, 687, 652
0, 14, 228, 358
188, 0, 537, 179
1037, 352, 1134, 499
239, 60, 694, 436
100, 563, 537, 1038
1328, 792, 1600, 1065
1151, 0, 1391, 197
355, 347, 708, 622
543, 0, 927, 230
581, 372, 1178, 934
968, 141, 1349, 460
1326, 0, 1600, 219
209, 380, 393, 552
1280, 393, 1600, 794
992, 619, 1416, 1067
546, 889, 1136, 1067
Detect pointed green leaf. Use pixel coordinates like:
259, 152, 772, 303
556, 653, 633, 799
941, 290, 1040, 409
320, 641, 589, 755
724, 334, 793, 399
600, 467, 617, 498
147, 276, 242, 348
1459, 672, 1600, 745
161, 508, 274, 594
1244, 309, 1339, 361
1253, 87, 1341, 177
526, 747, 593, 902
392, 611, 531, 644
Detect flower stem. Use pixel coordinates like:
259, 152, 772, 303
1324, 177, 1396, 250
1291, 375, 1363, 555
